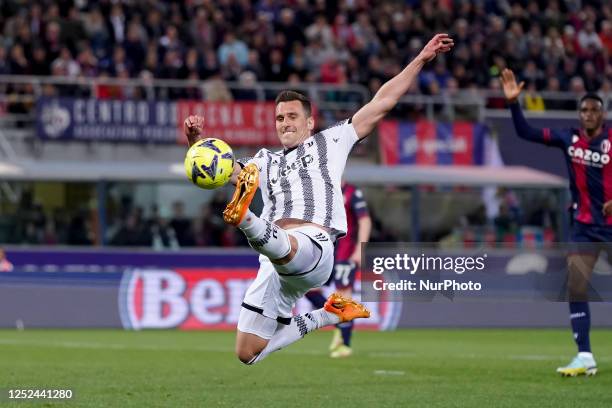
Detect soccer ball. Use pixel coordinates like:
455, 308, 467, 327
184, 138, 234, 189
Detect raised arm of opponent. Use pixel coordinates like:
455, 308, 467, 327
500, 68, 566, 146
352, 33, 454, 139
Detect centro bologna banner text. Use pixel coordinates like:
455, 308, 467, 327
378, 120, 487, 165
36, 98, 277, 146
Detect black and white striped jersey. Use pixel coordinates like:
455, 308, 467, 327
240, 118, 358, 238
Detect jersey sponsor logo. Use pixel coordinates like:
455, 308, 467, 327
567, 145, 610, 167
270, 154, 315, 184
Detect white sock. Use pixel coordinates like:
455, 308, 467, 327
249, 309, 340, 364
578, 351, 594, 361
238, 210, 291, 259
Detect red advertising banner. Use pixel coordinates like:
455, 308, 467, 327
176, 101, 278, 146
119, 268, 393, 331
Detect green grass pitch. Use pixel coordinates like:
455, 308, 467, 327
1, 329, 611, 407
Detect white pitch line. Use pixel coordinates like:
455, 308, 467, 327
374, 370, 405, 376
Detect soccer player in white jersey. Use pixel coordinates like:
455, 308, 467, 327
185, 34, 453, 364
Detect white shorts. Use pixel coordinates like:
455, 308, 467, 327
238, 226, 334, 337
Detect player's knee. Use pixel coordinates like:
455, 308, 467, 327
270, 234, 299, 265
235, 345, 263, 365
236, 351, 257, 365
568, 282, 589, 301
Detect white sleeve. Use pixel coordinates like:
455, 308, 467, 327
321, 118, 359, 156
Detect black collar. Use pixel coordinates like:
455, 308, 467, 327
283, 145, 298, 155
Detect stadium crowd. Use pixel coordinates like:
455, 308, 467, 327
0, 0, 610, 106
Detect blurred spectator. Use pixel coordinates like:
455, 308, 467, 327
524, 82, 545, 112
96, 71, 122, 99
150, 206, 180, 250
543, 77, 568, 110
306, 13, 333, 45
84, 8, 110, 58
61, 6, 86, 51
195, 191, 231, 246
578, 22, 602, 52
67, 208, 93, 246
0, 47, 9, 75
600, 20, 612, 54
234, 70, 259, 100
494, 188, 522, 238
51, 47, 80, 77
485, 78, 506, 109
9, 45, 29, 75
205, 76, 233, 101
217, 31, 248, 67
170, 201, 195, 247
123, 21, 147, 74
0, 248, 13, 272
108, 4, 127, 45
109, 211, 149, 247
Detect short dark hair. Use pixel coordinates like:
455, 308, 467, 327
275, 90, 312, 117
580, 93, 604, 108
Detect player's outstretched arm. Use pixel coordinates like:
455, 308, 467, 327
500, 68, 550, 144
184, 115, 242, 185
352, 33, 454, 140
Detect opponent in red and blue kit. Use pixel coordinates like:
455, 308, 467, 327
306, 182, 371, 357
501, 68, 611, 376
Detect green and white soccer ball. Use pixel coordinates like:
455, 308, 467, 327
184, 138, 234, 189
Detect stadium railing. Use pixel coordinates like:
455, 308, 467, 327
0, 74, 602, 122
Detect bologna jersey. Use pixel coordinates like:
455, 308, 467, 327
239, 119, 359, 238
336, 183, 370, 261
511, 103, 612, 227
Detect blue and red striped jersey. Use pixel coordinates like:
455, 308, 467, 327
335, 183, 370, 260
511, 103, 612, 226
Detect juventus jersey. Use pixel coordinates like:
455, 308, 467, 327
239, 119, 359, 238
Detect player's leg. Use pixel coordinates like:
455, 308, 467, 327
245, 227, 369, 365
235, 311, 275, 364
235, 253, 341, 365
329, 261, 358, 358
223, 163, 297, 264
557, 252, 597, 376
245, 293, 369, 365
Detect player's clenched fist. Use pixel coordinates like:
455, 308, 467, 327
184, 115, 205, 146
